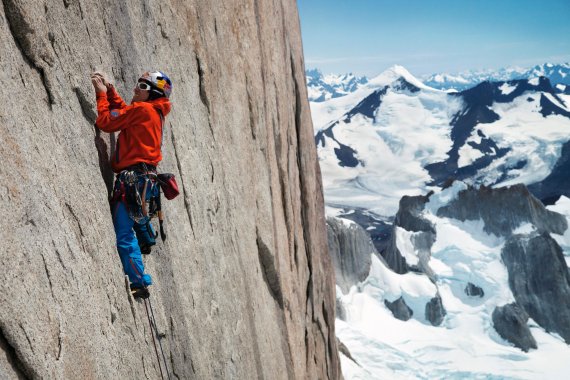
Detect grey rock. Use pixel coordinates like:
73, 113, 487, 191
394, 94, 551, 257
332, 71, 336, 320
336, 296, 347, 321
465, 282, 485, 298
336, 338, 359, 365
395, 194, 436, 234
327, 207, 393, 256
384, 297, 413, 321
383, 194, 437, 278
327, 217, 373, 293
501, 233, 570, 344
437, 184, 567, 237
425, 294, 446, 326
492, 303, 537, 352
0, 1, 340, 379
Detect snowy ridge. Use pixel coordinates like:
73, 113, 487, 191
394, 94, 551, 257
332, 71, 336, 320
306, 68, 369, 102
423, 62, 570, 91
336, 183, 570, 379
313, 66, 570, 216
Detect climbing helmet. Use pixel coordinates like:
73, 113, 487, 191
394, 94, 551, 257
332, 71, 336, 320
139, 71, 172, 98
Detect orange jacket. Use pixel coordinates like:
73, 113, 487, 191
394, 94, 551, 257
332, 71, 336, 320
95, 87, 172, 172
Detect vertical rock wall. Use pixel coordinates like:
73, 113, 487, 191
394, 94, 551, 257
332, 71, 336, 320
0, 0, 340, 379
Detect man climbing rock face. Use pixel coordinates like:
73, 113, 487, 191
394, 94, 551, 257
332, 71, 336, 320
92, 71, 172, 299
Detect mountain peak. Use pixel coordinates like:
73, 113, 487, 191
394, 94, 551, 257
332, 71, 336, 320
368, 65, 434, 91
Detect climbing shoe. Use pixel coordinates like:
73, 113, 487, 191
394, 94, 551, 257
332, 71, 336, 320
131, 285, 150, 299
139, 242, 153, 255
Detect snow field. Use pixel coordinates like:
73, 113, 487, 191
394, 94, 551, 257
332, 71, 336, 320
336, 189, 570, 379
317, 79, 462, 215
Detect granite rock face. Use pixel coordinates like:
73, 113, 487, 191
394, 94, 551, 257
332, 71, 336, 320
327, 216, 373, 294
501, 233, 570, 344
492, 303, 537, 352
0, 1, 340, 379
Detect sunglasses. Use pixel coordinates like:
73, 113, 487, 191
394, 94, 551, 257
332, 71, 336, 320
137, 82, 152, 91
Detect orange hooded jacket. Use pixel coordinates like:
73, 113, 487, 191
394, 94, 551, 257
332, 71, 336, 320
95, 87, 172, 172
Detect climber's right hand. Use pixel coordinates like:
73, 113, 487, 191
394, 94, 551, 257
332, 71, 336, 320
91, 72, 113, 89
91, 73, 107, 94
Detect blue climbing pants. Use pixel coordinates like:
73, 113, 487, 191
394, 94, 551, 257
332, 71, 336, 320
111, 175, 158, 288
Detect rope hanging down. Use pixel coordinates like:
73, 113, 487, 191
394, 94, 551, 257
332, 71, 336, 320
143, 298, 171, 380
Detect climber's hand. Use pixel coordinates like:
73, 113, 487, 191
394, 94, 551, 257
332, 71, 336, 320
91, 71, 113, 92
92, 71, 114, 89
91, 73, 107, 94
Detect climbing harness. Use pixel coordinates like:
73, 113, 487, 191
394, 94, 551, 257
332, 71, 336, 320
111, 163, 179, 248
111, 164, 160, 223
142, 296, 171, 380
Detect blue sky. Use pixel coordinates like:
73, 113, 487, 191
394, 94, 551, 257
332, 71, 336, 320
298, 0, 570, 77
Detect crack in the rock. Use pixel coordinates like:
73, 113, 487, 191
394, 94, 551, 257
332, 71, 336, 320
170, 127, 196, 238
73, 87, 97, 124
195, 54, 210, 114
0, 323, 30, 379
18, 324, 33, 355
246, 79, 257, 140
64, 202, 91, 258
65, 202, 84, 237
74, 86, 115, 194
40, 253, 56, 299
56, 325, 63, 361
256, 230, 284, 309
288, 52, 315, 314
2, 0, 55, 108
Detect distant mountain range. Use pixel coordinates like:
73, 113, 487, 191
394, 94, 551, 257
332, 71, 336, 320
423, 63, 570, 91
312, 65, 570, 216
307, 63, 570, 100
306, 68, 368, 102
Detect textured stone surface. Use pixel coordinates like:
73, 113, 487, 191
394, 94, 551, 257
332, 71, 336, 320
492, 303, 537, 352
0, 1, 340, 379
437, 184, 567, 237
501, 233, 570, 344
327, 217, 373, 294
384, 297, 413, 321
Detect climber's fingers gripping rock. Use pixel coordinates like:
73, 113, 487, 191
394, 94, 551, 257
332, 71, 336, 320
91, 73, 107, 94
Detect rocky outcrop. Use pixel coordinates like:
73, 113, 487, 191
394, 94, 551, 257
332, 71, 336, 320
383, 194, 436, 278
327, 217, 373, 293
501, 233, 570, 344
437, 184, 567, 237
425, 294, 446, 326
0, 1, 340, 379
384, 297, 413, 321
465, 283, 485, 298
336, 295, 347, 321
492, 303, 537, 352
329, 208, 393, 256
337, 338, 359, 365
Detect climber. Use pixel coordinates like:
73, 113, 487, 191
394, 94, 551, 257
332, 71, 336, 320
91, 70, 172, 299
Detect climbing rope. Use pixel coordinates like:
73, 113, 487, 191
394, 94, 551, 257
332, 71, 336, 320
148, 297, 172, 380
143, 297, 171, 380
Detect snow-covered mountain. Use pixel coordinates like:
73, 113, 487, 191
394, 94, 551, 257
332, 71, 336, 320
331, 183, 570, 379
306, 68, 368, 102
424, 62, 570, 91
312, 64, 570, 379
314, 66, 570, 216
